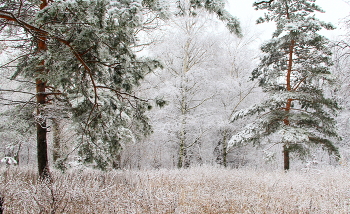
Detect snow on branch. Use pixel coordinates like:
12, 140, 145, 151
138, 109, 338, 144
254, 0, 275, 6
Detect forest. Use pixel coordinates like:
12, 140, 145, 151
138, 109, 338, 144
0, 0, 350, 212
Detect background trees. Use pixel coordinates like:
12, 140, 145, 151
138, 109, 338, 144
332, 15, 350, 164
135, 6, 261, 169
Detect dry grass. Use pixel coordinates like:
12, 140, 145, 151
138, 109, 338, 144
0, 165, 350, 213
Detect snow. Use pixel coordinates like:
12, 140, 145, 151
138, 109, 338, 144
278, 126, 309, 143
0, 157, 17, 165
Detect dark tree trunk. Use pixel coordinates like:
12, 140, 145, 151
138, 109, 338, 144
36, 79, 50, 179
0, 196, 3, 214
283, 144, 290, 171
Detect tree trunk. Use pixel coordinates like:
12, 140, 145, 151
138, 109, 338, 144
52, 118, 61, 163
0, 195, 3, 214
282, 38, 295, 171
13, 142, 22, 165
36, 0, 50, 179
178, 137, 185, 168
36, 79, 49, 178
112, 153, 121, 169
178, 74, 187, 168
222, 130, 228, 168
283, 144, 290, 171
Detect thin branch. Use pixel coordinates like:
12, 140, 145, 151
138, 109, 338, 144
0, 52, 32, 70
254, 0, 275, 6
0, 10, 49, 37
0, 88, 35, 95
0, 39, 29, 41
96, 85, 148, 102
292, 76, 307, 91
186, 129, 208, 149
229, 81, 259, 119
187, 94, 215, 111
5, 78, 36, 85
0, 97, 36, 105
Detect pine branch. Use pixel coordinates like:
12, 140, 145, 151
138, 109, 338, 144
0, 10, 48, 37
254, 0, 275, 6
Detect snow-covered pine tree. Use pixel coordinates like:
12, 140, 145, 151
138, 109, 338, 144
229, 0, 340, 170
0, 0, 165, 175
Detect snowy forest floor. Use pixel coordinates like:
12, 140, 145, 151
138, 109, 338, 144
0, 165, 350, 213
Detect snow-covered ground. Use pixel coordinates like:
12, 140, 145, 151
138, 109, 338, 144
0, 165, 349, 213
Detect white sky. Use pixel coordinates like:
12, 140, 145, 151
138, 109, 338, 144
227, 0, 350, 40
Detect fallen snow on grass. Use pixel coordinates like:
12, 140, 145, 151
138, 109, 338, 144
0, 165, 349, 213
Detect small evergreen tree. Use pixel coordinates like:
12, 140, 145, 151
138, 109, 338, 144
229, 0, 340, 170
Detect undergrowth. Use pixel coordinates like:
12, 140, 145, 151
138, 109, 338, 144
0, 165, 349, 213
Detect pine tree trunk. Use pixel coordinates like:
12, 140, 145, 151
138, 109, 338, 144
36, 79, 49, 178
36, 0, 50, 179
283, 144, 290, 171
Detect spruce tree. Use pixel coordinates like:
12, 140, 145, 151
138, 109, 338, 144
229, 0, 340, 170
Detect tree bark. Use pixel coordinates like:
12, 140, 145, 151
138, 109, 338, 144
283, 144, 290, 171
36, 79, 49, 178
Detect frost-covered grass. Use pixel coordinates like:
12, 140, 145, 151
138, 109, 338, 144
1, 165, 350, 213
